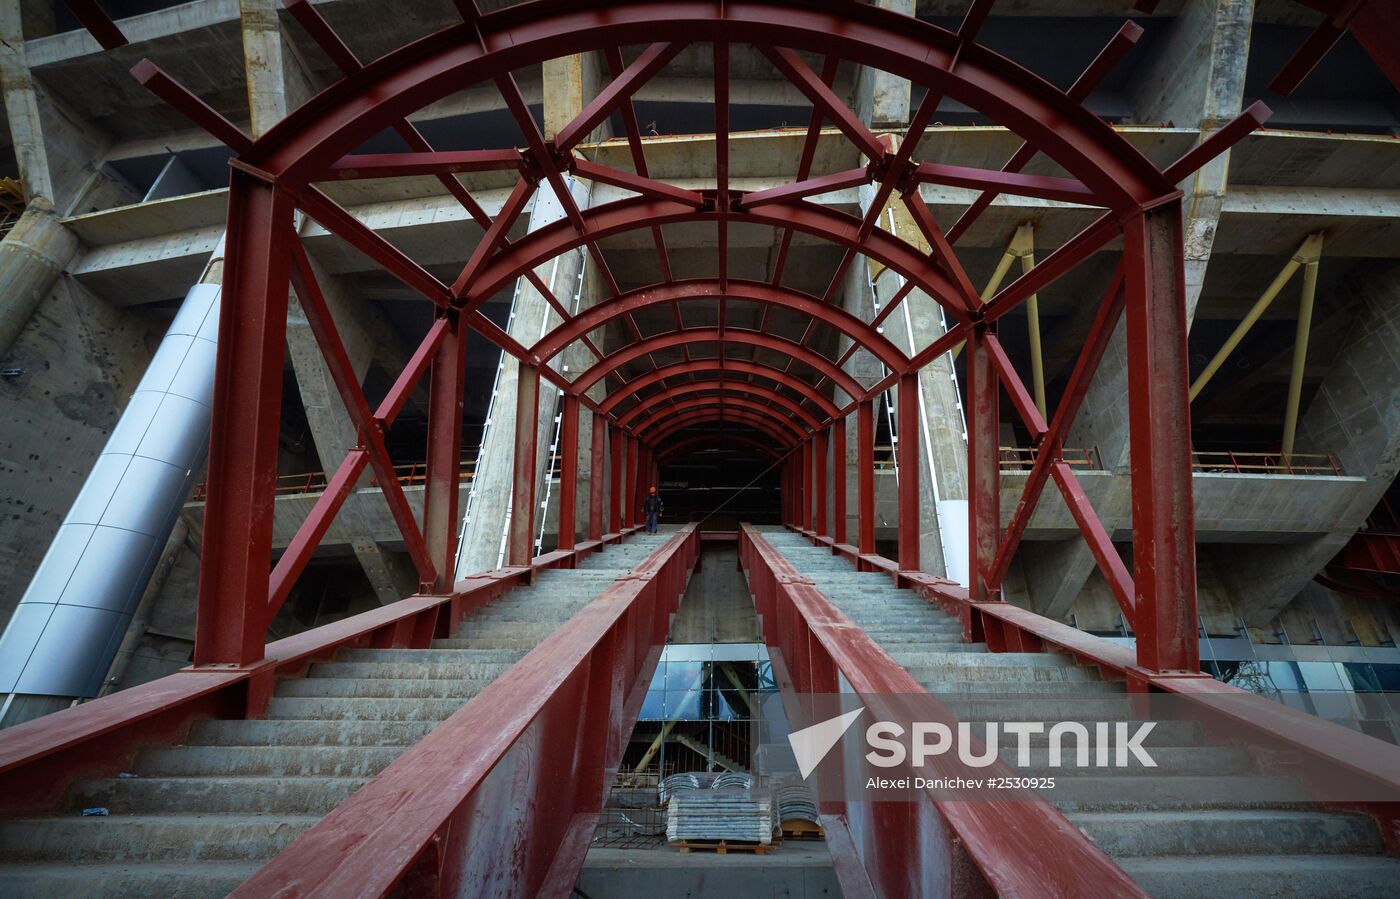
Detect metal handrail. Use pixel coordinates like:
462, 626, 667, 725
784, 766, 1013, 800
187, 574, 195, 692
1190, 451, 1342, 476
191, 454, 480, 501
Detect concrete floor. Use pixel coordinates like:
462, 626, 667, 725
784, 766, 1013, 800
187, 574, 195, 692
577, 844, 840, 898
668, 546, 763, 644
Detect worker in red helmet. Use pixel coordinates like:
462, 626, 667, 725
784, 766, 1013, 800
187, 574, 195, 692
643, 485, 664, 534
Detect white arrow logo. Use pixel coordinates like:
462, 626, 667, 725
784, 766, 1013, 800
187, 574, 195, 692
788, 706, 865, 779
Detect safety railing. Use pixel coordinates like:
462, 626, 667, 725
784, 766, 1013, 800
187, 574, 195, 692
740, 524, 1148, 899
228, 525, 699, 898
873, 445, 1103, 472
997, 445, 1103, 471
1190, 451, 1342, 476
783, 523, 1400, 858
0, 529, 645, 819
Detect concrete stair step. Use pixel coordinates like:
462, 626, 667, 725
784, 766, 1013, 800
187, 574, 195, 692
1046, 776, 1312, 809
0, 860, 261, 899
188, 718, 437, 747
333, 648, 523, 664
134, 745, 405, 778
914, 680, 1123, 695
943, 698, 1141, 720
429, 637, 542, 650
988, 720, 1206, 748
1115, 853, 1400, 899
308, 660, 513, 680
264, 696, 467, 721
1068, 809, 1384, 858
70, 776, 367, 815
0, 814, 319, 863
1003, 745, 1254, 776
903, 663, 1101, 683
889, 651, 1075, 669
275, 677, 492, 700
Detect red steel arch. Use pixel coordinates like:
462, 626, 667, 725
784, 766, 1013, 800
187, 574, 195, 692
630, 393, 817, 439
599, 360, 840, 419
532, 278, 907, 371
647, 408, 804, 447
620, 382, 824, 431
571, 329, 864, 401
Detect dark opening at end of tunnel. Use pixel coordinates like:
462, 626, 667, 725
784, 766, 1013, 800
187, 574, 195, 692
657, 442, 784, 533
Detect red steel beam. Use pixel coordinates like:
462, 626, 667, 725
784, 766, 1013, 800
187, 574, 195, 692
989, 267, 1126, 591
553, 42, 686, 153
772, 54, 839, 287
62, 0, 128, 49
603, 45, 674, 282
322, 149, 521, 180
814, 428, 829, 538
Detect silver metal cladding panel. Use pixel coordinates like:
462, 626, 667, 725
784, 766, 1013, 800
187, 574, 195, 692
0, 284, 221, 699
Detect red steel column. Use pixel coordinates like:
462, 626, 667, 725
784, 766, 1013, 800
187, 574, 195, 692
1125, 204, 1200, 672
814, 428, 829, 538
609, 424, 623, 535
625, 433, 639, 528
588, 412, 606, 541
195, 176, 294, 667
558, 393, 580, 551
422, 312, 468, 592
967, 326, 1001, 601
858, 400, 875, 556
897, 373, 920, 572
801, 439, 814, 532
833, 418, 848, 545
509, 363, 539, 567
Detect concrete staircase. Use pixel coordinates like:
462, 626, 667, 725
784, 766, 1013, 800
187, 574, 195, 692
0, 534, 671, 898
672, 732, 748, 773
756, 529, 1400, 899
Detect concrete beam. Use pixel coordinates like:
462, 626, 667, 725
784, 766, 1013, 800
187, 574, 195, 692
1219, 261, 1400, 624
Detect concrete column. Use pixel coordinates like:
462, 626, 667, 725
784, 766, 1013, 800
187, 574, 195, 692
852, 0, 913, 131
858, 185, 970, 581
0, 199, 80, 359
1037, 0, 1255, 616
1, 5, 136, 214
1220, 262, 1400, 624
240, 0, 317, 137
542, 53, 606, 142
457, 178, 593, 575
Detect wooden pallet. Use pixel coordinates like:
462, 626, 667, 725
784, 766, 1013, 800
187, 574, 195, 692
670, 839, 774, 855
780, 819, 825, 841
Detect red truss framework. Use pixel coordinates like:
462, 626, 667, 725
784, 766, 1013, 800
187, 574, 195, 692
123, 0, 1279, 676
